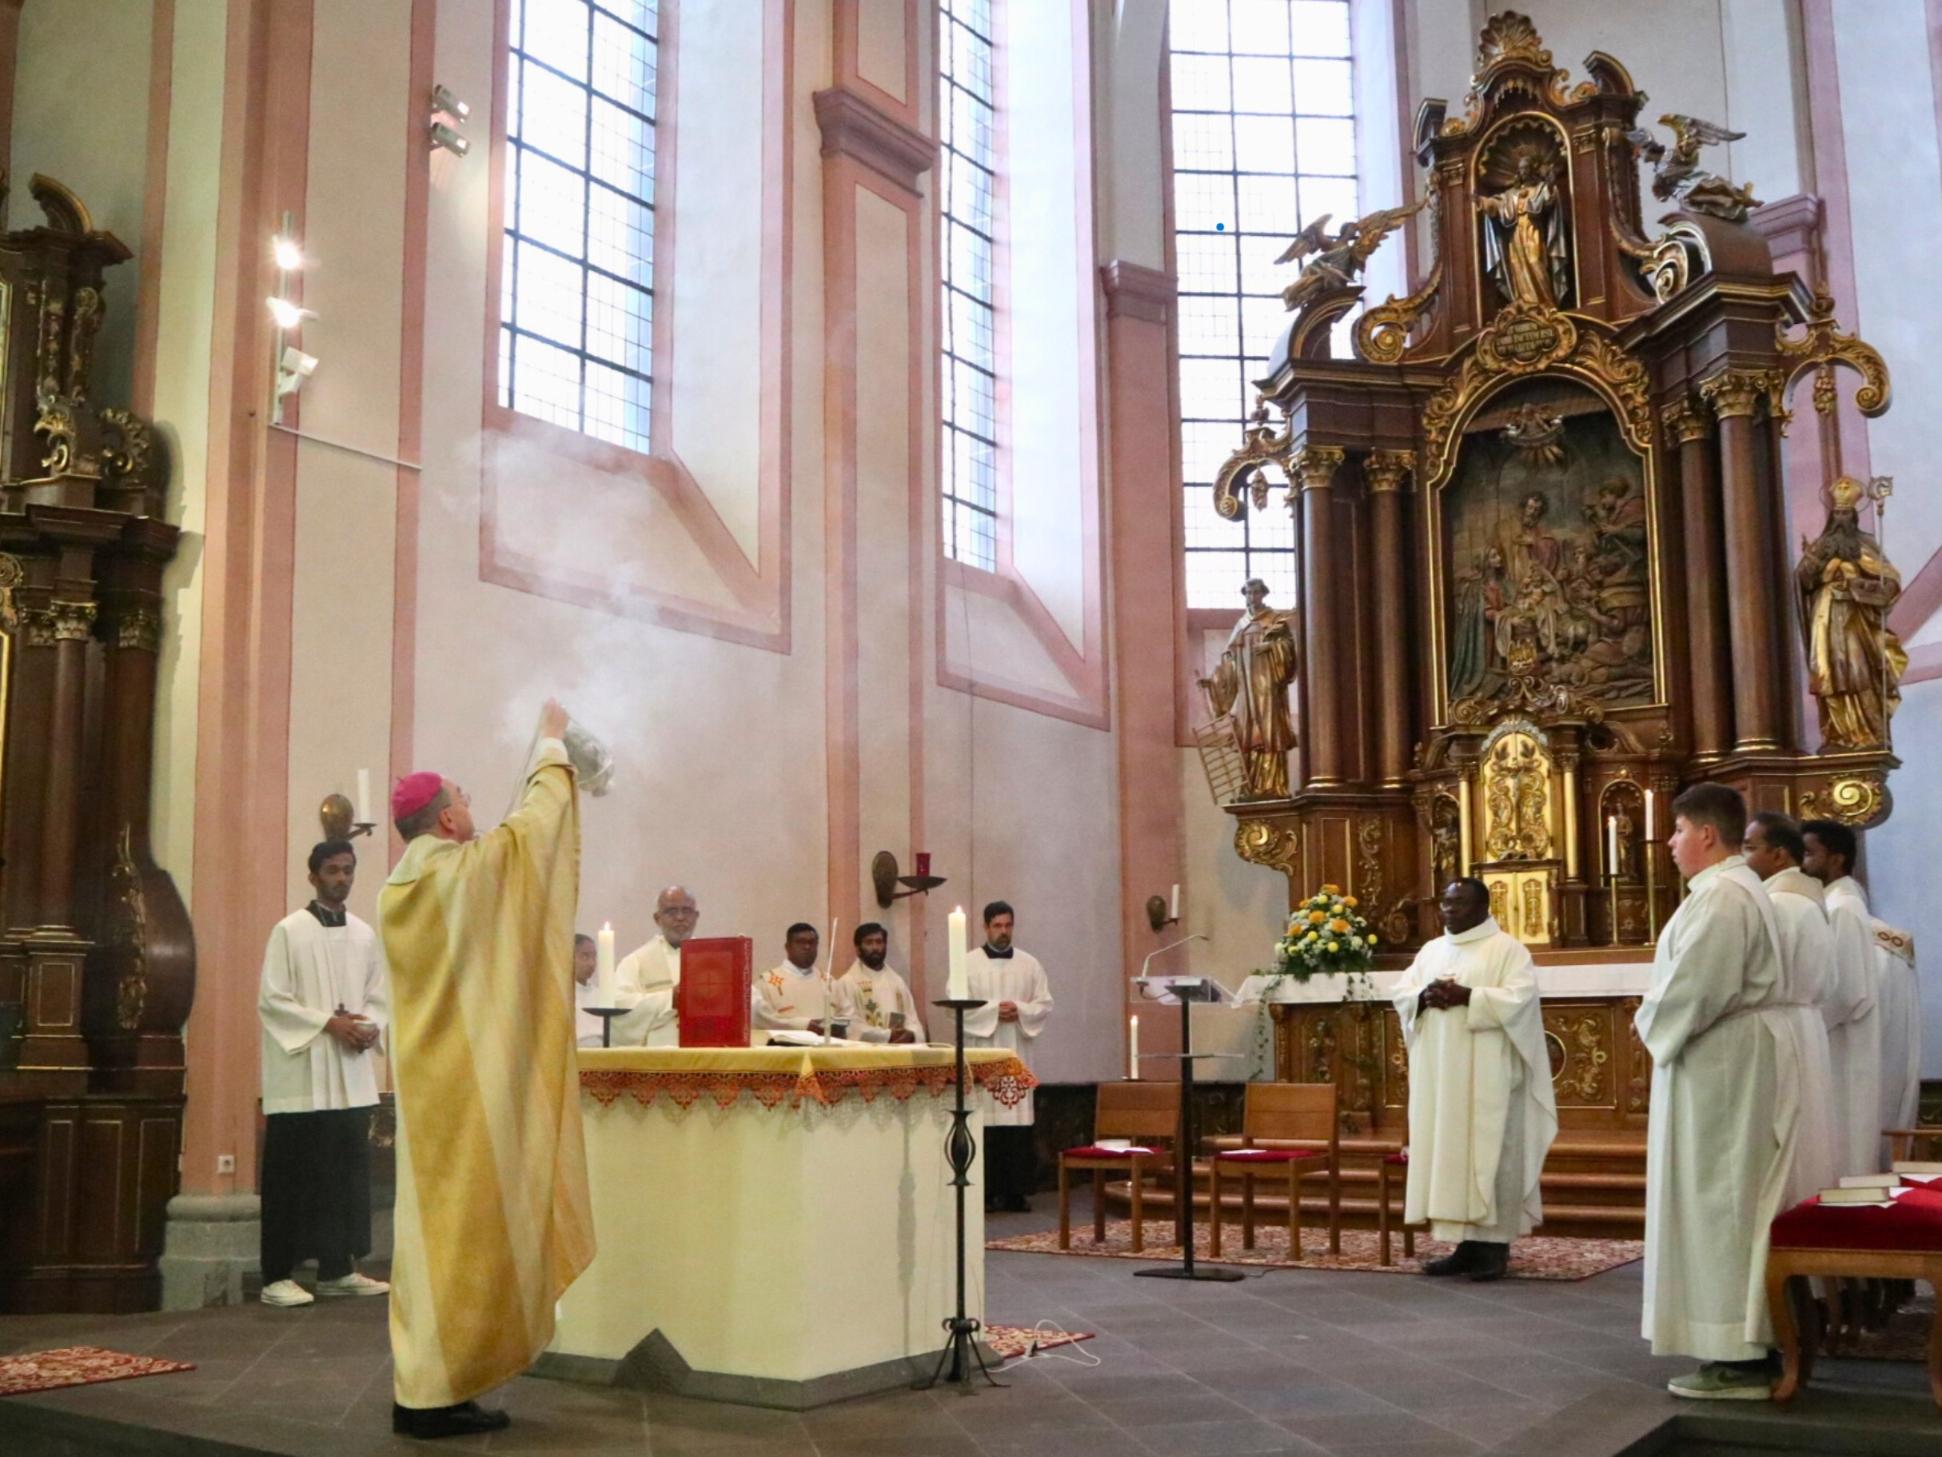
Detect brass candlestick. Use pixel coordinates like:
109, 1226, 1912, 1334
1607, 871, 1622, 948
1644, 837, 1660, 945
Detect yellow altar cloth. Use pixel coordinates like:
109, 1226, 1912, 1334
543, 1047, 1026, 1406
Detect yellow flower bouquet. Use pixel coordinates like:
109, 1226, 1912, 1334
1269, 883, 1376, 996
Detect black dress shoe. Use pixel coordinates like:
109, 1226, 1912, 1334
1467, 1243, 1510, 1282
1421, 1241, 1476, 1276
392, 1401, 512, 1439
1003, 1194, 1031, 1213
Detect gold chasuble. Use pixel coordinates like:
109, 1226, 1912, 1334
380, 742, 594, 1408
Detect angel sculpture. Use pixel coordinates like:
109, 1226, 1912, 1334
1273, 201, 1423, 314
1625, 114, 1762, 223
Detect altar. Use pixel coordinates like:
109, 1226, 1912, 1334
540, 1045, 1031, 1408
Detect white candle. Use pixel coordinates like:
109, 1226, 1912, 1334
1644, 788, 1655, 842
355, 769, 371, 825
947, 906, 969, 999
823, 918, 839, 1043
1129, 1014, 1140, 1080
1169, 884, 1181, 920
1607, 816, 1619, 876
1458, 779, 1473, 876
596, 922, 616, 1006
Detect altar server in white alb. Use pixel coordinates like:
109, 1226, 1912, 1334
257, 840, 391, 1308
1391, 877, 1557, 1283
1873, 920, 1921, 1140
964, 901, 1052, 1212
837, 923, 923, 1043
1741, 812, 1839, 1208
753, 922, 841, 1034
1801, 819, 1884, 1171
1637, 783, 1798, 1401
612, 885, 698, 1047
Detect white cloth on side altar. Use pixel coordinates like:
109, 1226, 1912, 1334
963, 948, 1052, 1126
1761, 868, 1839, 1206
1391, 917, 1557, 1243
835, 961, 926, 1042
611, 935, 681, 1048
753, 962, 840, 1031
1636, 856, 1797, 1362
1872, 919, 1921, 1147
573, 977, 600, 1048
259, 906, 389, 1115
1823, 875, 1884, 1172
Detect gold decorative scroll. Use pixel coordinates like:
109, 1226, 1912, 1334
1479, 726, 1553, 861
1775, 283, 1891, 432
1798, 773, 1890, 828
1211, 406, 1293, 521
1354, 258, 1442, 364
1235, 819, 1300, 883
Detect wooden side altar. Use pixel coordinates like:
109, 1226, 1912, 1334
1206, 13, 1906, 1129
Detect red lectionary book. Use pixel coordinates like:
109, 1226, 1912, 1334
676, 936, 753, 1048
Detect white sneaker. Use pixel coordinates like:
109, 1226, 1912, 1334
316, 1271, 390, 1298
260, 1279, 314, 1307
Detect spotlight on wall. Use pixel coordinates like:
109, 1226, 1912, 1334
276, 346, 319, 402
272, 234, 305, 272
429, 121, 470, 158
431, 84, 470, 122
266, 296, 314, 331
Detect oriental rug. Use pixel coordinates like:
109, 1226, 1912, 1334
1835, 1291, 1936, 1365
988, 1220, 1642, 1281
0, 1346, 196, 1397
984, 1325, 1096, 1360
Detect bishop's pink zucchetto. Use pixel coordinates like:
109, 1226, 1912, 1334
391, 771, 445, 821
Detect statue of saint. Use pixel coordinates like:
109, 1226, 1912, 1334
1201, 578, 1298, 799
1795, 476, 1909, 749
1477, 154, 1569, 309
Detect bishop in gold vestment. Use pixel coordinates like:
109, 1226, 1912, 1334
380, 720, 594, 1429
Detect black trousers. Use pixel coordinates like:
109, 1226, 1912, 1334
984, 1126, 1037, 1203
261, 1107, 373, 1283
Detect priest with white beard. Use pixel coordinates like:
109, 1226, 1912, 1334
1637, 782, 1798, 1401
611, 885, 698, 1047
1802, 819, 1885, 1171
836, 923, 923, 1043
964, 901, 1052, 1213
1741, 812, 1839, 1207
1390, 877, 1557, 1283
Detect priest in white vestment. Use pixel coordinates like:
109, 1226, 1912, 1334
1872, 920, 1921, 1141
1802, 819, 1885, 1171
257, 840, 391, 1308
1391, 877, 1557, 1281
837, 923, 924, 1043
611, 885, 699, 1047
964, 901, 1052, 1212
1637, 783, 1799, 1401
753, 922, 843, 1034
1742, 812, 1839, 1208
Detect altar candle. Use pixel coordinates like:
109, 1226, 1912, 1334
1458, 779, 1474, 875
1644, 789, 1655, 843
1169, 883, 1181, 921
947, 907, 969, 999
1607, 816, 1619, 876
355, 769, 371, 825
596, 922, 616, 1006
1129, 1014, 1140, 1080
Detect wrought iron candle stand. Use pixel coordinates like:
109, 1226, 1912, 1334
919, 997, 1003, 1390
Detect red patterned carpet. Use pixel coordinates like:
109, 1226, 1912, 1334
988, 1217, 1643, 1281
0, 1345, 196, 1397
982, 1324, 1095, 1359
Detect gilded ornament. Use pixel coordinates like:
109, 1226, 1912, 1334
1363, 450, 1416, 494
115, 607, 162, 653
1354, 258, 1442, 364
106, 826, 150, 1032
1477, 153, 1570, 309
1202, 580, 1299, 800
1273, 201, 1423, 317
1624, 115, 1761, 222
1210, 403, 1292, 522
1699, 367, 1781, 422
20, 606, 57, 649
1798, 775, 1889, 828
1355, 817, 1384, 912
50, 600, 98, 642
1774, 282, 1892, 426
0, 554, 20, 636
1293, 444, 1345, 494
1502, 402, 1565, 467
1660, 396, 1708, 446
1795, 475, 1906, 751
67, 285, 101, 398
1543, 1010, 1612, 1102
1235, 819, 1301, 882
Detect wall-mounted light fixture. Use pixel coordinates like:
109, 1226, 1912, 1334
430, 83, 471, 157
267, 211, 315, 424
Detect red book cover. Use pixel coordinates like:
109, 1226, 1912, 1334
676, 936, 752, 1048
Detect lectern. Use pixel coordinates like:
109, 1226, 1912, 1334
1131, 976, 1245, 1283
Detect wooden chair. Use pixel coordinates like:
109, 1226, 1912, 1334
1057, 1081, 1181, 1253
1377, 1149, 1416, 1267
1207, 1082, 1340, 1260
1887, 1128, 1942, 1163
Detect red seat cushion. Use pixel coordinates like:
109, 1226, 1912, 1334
1216, 1147, 1326, 1163
1383, 1150, 1408, 1166
1771, 1183, 1942, 1253
1063, 1144, 1164, 1160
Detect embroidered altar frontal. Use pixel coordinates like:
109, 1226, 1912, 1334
576, 1044, 1034, 1112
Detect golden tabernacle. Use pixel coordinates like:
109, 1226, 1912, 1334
1204, 13, 1906, 1136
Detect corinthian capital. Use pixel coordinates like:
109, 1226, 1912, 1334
1363, 450, 1417, 494
1699, 368, 1780, 421
1660, 396, 1709, 445
51, 600, 99, 642
1293, 445, 1346, 493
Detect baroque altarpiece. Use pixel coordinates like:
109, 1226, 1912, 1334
0, 177, 193, 1310
1207, 15, 1901, 1135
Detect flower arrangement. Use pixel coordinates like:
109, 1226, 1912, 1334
1269, 883, 1376, 998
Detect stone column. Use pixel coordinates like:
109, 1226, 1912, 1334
1297, 446, 1347, 786
1364, 451, 1415, 787
1663, 397, 1732, 760
1699, 369, 1787, 754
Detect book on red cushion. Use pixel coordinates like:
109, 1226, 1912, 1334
676, 937, 752, 1048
